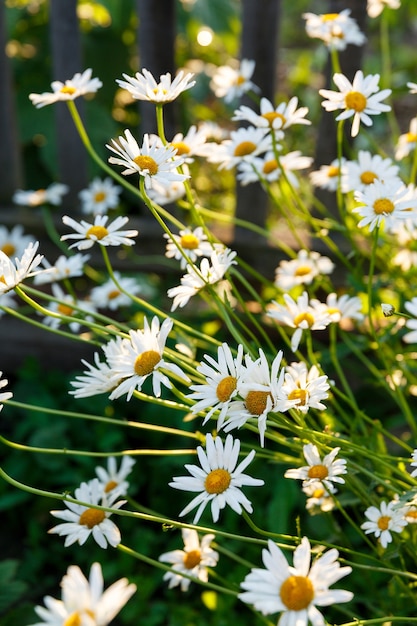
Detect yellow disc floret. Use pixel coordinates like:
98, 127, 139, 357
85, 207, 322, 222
216, 376, 237, 402
133, 155, 159, 175
234, 141, 257, 157
345, 91, 367, 112
134, 350, 161, 376
86, 225, 109, 240
183, 549, 202, 569
373, 198, 395, 215
79, 507, 106, 529
280, 575, 314, 611
205, 468, 231, 494
307, 464, 329, 480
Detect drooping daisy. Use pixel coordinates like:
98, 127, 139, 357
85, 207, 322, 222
116, 68, 195, 103
309, 158, 346, 192
170, 433, 264, 523
353, 179, 417, 232
367, 0, 401, 18
167, 248, 237, 311
303, 9, 366, 50
164, 226, 219, 269
107, 131, 187, 188
205, 126, 272, 171
187, 343, 245, 429
0, 372, 12, 412
89, 272, 142, 310
106, 316, 190, 400
159, 528, 219, 591
79, 177, 122, 215
320, 70, 391, 137
233, 96, 311, 132
274, 250, 334, 291
325, 293, 364, 324
303, 480, 336, 514
403, 297, 417, 343
284, 443, 347, 492
69, 350, 119, 399
239, 537, 353, 626
267, 291, 332, 352
395, 117, 417, 160
33, 253, 90, 285
237, 151, 312, 188
0, 225, 35, 259
61, 214, 138, 250
210, 58, 259, 103
94, 456, 135, 497
0, 241, 48, 294
29, 68, 102, 108
281, 362, 330, 414
361, 500, 408, 547
342, 150, 400, 194
12, 182, 69, 207
49, 479, 125, 549
222, 349, 288, 446
31, 561, 136, 626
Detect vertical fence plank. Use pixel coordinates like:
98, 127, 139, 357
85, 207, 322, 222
49, 0, 88, 209
0, 1, 22, 205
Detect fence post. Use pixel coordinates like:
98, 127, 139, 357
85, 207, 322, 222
49, 0, 88, 209
0, 1, 22, 205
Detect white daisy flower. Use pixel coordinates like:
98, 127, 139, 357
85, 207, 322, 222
320, 70, 391, 137
31, 561, 136, 626
233, 96, 311, 131
403, 297, 417, 343
239, 537, 353, 625
106, 316, 190, 400
187, 343, 245, 429
303, 481, 336, 514
106, 130, 187, 188
147, 180, 187, 206
395, 117, 417, 160
29, 68, 102, 108
408, 82, 417, 95
42, 283, 97, 333
170, 433, 264, 523
343, 150, 400, 193
116, 68, 195, 103
159, 528, 219, 591
222, 349, 287, 446
353, 180, 417, 232
210, 58, 259, 103
169, 125, 208, 163
284, 443, 347, 492
404, 506, 417, 525
164, 226, 220, 269
79, 177, 122, 215
274, 249, 334, 291
206, 126, 272, 171
89, 272, 142, 310
167, 248, 237, 311
95, 456, 135, 497
0, 225, 35, 259
237, 150, 312, 188
309, 158, 346, 191
12, 182, 69, 207
48, 479, 125, 549
61, 214, 138, 250
325, 292, 364, 324
361, 500, 408, 547
267, 291, 332, 352
367, 0, 401, 18
69, 351, 118, 399
409, 449, 417, 477
33, 253, 90, 285
0, 372, 12, 412
303, 9, 366, 50
281, 362, 330, 413
0, 241, 48, 294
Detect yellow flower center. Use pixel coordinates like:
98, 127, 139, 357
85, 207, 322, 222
245, 390, 271, 416
312, 487, 325, 498
406, 132, 417, 144
321, 13, 339, 21
153, 87, 168, 95
86, 225, 109, 240
133, 155, 159, 175
294, 265, 312, 277
236, 75, 246, 85
406, 509, 417, 521
280, 575, 314, 611
104, 480, 118, 493
307, 464, 329, 480
327, 165, 340, 177
327, 307, 340, 316
261, 111, 286, 127
60, 85, 77, 95
78, 507, 106, 529
57, 303, 74, 317
180, 233, 200, 250
108, 289, 121, 300
216, 375, 237, 402
263, 159, 278, 174
345, 91, 367, 112
0, 275, 6, 285
64, 610, 95, 626
171, 141, 191, 155
288, 388, 308, 406
293, 312, 315, 327
134, 350, 161, 376
183, 549, 202, 569
377, 515, 391, 531
1, 243, 15, 256
205, 468, 231, 494
373, 198, 395, 215
360, 171, 378, 185
234, 141, 257, 157
94, 191, 107, 202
